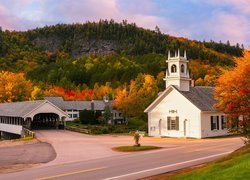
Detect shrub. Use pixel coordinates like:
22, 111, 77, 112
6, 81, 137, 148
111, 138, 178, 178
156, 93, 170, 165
88, 125, 111, 134
110, 125, 131, 133
79, 109, 95, 124
102, 126, 109, 134
73, 118, 81, 124
95, 110, 102, 123
128, 117, 146, 130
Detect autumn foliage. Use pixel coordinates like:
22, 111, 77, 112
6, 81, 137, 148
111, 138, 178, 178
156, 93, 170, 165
44, 86, 94, 100
214, 51, 250, 143
0, 71, 33, 103
44, 83, 115, 101
114, 74, 158, 118
214, 51, 250, 117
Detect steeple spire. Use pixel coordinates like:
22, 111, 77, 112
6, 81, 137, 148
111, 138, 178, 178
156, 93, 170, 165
165, 49, 191, 91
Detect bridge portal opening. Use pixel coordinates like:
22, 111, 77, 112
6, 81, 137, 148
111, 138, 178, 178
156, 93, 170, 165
31, 113, 59, 130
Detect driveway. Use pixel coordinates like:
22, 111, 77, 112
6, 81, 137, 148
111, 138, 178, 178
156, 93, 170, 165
35, 130, 125, 166
0, 130, 244, 179
35, 130, 243, 166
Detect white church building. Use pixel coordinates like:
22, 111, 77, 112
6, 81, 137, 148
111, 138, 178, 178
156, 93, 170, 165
144, 50, 228, 138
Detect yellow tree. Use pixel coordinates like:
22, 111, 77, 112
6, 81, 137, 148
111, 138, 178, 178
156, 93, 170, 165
0, 71, 33, 102
114, 74, 158, 118
113, 86, 129, 116
93, 82, 114, 100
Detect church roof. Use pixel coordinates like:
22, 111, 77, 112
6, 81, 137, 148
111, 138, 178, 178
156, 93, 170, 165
144, 85, 219, 112
0, 100, 47, 117
173, 86, 218, 111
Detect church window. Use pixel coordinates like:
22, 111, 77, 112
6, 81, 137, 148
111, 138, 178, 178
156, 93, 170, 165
167, 116, 179, 130
221, 115, 226, 129
181, 64, 185, 73
171, 64, 177, 73
210, 116, 219, 130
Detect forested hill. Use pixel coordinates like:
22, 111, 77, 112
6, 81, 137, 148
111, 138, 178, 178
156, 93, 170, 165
0, 20, 244, 89
26, 20, 243, 60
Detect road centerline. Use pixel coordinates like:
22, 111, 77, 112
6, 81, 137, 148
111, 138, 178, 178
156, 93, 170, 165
36, 166, 108, 180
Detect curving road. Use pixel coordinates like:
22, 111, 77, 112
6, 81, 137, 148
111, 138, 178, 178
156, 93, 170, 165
0, 130, 244, 180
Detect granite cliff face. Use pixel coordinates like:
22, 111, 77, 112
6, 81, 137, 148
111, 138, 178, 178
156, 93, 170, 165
31, 34, 122, 56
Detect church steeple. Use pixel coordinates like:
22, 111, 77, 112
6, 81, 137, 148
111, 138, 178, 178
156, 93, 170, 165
164, 49, 191, 91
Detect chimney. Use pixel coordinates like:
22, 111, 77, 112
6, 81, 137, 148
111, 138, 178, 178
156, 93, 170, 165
103, 95, 109, 102
91, 100, 94, 110
191, 80, 195, 87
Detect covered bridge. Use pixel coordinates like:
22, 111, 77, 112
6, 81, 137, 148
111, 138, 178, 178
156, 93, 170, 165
0, 100, 68, 138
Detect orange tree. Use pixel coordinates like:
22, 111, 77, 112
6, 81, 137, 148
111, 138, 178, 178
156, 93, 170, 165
214, 51, 250, 143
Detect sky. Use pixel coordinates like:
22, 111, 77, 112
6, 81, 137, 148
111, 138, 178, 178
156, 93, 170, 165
0, 0, 250, 47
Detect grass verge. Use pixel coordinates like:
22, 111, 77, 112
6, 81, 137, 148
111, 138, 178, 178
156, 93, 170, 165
112, 146, 162, 152
149, 144, 250, 180
14, 136, 34, 141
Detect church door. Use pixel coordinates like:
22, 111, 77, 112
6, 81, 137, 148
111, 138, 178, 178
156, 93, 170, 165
159, 119, 162, 136
184, 119, 188, 137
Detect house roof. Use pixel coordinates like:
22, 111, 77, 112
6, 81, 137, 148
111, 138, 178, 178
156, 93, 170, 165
173, 86, 218, 111
44, 97, 112, 111
0, 100, 47, 117
144, 85, 219, 112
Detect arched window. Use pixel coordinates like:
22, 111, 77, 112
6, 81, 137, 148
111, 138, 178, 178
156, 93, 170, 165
181, 64, 185, 73
171, 64, 177, 73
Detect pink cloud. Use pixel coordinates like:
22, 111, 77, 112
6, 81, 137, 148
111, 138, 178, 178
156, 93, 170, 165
206, 12, 249, 44
0, 4, 20, 30
205, 0, 250, 15
54, 0, 173, 34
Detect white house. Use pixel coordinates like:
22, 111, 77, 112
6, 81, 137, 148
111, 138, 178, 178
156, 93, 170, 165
44, 97, 125, 124
144, 50, 228, 138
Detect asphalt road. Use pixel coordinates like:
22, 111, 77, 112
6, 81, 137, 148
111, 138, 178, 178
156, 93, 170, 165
0, 135, 243, 180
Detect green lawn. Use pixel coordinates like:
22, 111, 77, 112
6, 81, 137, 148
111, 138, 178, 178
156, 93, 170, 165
171, 144, 250, 180
112, 146, 162, 152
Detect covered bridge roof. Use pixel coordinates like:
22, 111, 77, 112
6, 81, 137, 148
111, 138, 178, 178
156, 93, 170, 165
0, 100, 47, 117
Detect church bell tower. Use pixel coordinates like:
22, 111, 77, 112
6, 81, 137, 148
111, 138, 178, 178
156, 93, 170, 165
164, 49, 191, 91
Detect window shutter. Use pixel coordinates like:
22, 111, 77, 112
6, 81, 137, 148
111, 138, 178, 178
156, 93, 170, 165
221, 116, 224, 129
167, 117, 170, 130
176, 116, 179, 130
210, 116, 213, 130
217, 116, 219, 130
